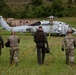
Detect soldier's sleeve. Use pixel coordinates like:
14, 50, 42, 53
62, 37, 66, 49
43, 32, 49, 48
74, 38, 76, 47
0, 35, 4, 48
34, 32, 37, 43
44, 32, 47, 42
34, 33, 35, 41
61, 37, 66, 51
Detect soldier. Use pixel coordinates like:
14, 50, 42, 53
6, 31, 20, 65
34, 26, 49, 64
0, 35, 4, 56
62, 30, 76, 66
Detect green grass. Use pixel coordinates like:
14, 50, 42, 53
0, 17, 76, 75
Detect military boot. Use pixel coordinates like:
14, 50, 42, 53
70, 62, 76, 67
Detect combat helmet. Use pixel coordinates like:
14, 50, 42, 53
67, 30, 74, 34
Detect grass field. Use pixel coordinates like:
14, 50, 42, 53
0, 17, 76, 75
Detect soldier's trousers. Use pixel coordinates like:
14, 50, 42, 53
37, 47, 45, 64
10, 47, 19, 64
66, 49, 74, 63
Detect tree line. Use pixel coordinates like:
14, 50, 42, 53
0, 0, 76, 18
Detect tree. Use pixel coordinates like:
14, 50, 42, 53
0, 0, 6, 12
32, 0, 43, 6
74, 0, 76, 3
0, 0, 13, 18
52, 0, 63, 6
68, 0, 72, 4
51, 0, 64, 17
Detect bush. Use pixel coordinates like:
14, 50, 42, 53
32, 0, 43, 6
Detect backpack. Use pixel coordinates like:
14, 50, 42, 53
5, 39, 10, 47
34, 31, 45, 43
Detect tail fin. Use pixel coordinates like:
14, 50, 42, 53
0, 16, 11, 31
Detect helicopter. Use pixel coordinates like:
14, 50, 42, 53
0, 16, 76, 35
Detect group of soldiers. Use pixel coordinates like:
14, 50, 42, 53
34, 26, 76, 66
0, 26, 76, 66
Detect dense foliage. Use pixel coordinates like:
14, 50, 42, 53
0, 0, 76, 18
32, 0, 43, 6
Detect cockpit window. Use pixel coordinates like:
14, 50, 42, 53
29, 21, 41, 26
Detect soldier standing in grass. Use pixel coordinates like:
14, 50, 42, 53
6, 31, 20, 65
0, 35, 4, 56
62, 30, 76, 66
34, 26, 49, 64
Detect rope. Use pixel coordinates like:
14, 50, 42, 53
1, 45, 35, 75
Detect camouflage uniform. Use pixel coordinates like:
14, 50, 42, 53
62, 31, 76, 64
0, 35, 4, 56
10, 47, 19, 64
7, 32, 20, 65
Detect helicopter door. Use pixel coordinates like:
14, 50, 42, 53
58, 24, 62, 32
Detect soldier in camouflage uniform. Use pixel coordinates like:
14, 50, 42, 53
62, 30, 76, 66
0, 35, 4, 56
6, 31, 20, 65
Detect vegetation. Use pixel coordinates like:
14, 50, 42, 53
32, 0, 43, 6
0, 17, 76, 75
0, 0, 76, 18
